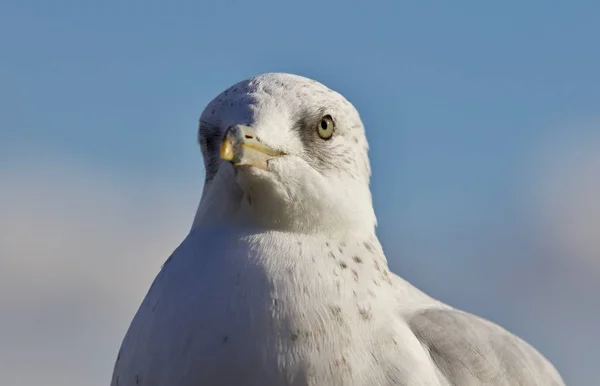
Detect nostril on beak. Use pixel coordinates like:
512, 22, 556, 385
245, 134, 253, 139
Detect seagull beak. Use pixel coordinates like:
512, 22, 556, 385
220, 125, 285, 170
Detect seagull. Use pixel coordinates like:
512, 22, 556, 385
111, 73, 565, 386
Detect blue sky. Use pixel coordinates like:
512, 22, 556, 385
1, 1, 599, 385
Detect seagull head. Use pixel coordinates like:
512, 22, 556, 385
193, 73, 376, 234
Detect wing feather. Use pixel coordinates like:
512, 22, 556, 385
408, 308, 565, 385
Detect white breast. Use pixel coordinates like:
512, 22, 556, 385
111, 228, 442, 386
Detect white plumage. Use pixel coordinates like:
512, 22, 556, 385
111, 73, 565, 385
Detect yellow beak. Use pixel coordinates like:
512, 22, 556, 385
220, 125, 285, 170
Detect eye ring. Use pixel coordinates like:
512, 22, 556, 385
317, 115, 335, 140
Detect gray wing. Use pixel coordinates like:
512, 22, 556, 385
408, 308, 565, 386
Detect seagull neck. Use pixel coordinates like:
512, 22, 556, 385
191, 178, 377, 236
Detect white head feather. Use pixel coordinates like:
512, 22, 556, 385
192, 73, 376, 235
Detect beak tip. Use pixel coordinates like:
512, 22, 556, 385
220, 137, 235, 161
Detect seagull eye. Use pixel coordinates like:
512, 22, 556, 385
317, 115, 335, 140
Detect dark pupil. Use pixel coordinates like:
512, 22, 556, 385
320, 120, 328, 130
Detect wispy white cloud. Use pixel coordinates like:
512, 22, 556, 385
0, 157, 198, 386
513, 123, 600, 384
524, 123, 600, 279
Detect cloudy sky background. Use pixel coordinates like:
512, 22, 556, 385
1, 1, 599, 385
